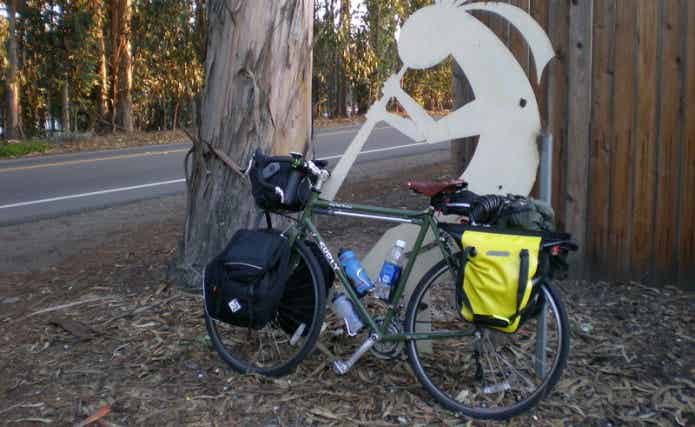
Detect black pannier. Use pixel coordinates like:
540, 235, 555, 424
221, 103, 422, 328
276, 241, 335, 336
203, 229, 290, 329
250, 150, 313, 212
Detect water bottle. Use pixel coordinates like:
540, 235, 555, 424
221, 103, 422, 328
332, 293, 363, 336
338, 249, 375, 297
374, 240, 407, 301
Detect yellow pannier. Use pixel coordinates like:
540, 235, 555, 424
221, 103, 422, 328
458, 230, 542, 333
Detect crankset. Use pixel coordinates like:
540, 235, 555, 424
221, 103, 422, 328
370, 316, 405, 360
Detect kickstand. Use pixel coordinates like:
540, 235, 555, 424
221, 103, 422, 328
473, 329, 483, 381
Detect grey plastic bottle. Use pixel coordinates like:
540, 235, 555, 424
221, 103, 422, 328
331, 293, 363, 336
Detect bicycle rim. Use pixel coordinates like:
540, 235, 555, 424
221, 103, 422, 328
205, 240, 326, 377
405, 262, 569, 420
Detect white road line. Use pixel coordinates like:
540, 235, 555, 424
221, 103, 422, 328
0, 179, 186, 210
0, 139, 449, 211
315, 124, 389, 137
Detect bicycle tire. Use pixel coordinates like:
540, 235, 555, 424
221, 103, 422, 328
404, 257, 569, 420
205, 239, 327, 377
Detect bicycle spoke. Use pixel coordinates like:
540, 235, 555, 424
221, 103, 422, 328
406, 262, 569, 419
205, 240, 327, 377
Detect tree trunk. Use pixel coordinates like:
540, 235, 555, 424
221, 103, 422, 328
95, 3, 109, 121
450, 62, 477, 172
172, 100, 179, 130
109, 0, 119, 131
336, 0, 350, 117
115, 0, 133, 132
172, 0, 313, 289
109, 0, 133, 132
327, 0, 337, 117
4, 0, 21, 139
194, 0, 206, 64
61, 78, 70, 133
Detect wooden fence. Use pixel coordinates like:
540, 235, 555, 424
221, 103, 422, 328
458, 0, 694, 287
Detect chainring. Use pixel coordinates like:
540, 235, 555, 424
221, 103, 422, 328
370, 317, 405, 360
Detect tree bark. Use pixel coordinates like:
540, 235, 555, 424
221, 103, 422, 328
172, 100, 179, 130
108, 0, 118, 130
115, 0, 133, 132
109, 0, 133, 132
172, 0, 313, 289
4, 0, 22, 139
327, 0, 337, 116
95, 2, 109, 121
335, 0, 350, 117
61, 78, 70, 133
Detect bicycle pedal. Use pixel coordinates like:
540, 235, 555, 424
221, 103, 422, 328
482, 381, 511, 394
332, 360, 350, 375
330, 334, 379, 376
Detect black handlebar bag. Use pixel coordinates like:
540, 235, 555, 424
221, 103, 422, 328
203, 229, 290, 329
250, 150, 313, 212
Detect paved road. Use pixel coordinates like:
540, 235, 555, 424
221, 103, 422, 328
0, 124, 450, 225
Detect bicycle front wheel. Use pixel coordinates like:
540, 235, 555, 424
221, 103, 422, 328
404, 258, 569, 420
205, 239, 327, 377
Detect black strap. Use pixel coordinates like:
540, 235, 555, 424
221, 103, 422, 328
456, 246, 476, 313
265, 211, 272, 229
512, 249, 530, 321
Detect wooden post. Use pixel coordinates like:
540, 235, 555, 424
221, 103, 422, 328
631, 0, 659, 280
678, 0, 695, 283
547, 0, 569, 231
565, 0, 593, 275
653, 0, 685, 283
587, 0, 615, 276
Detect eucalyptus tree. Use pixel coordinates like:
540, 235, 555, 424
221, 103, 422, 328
4, 0, 21, 139
173, 0, 314, 289
132, 0, 202, 130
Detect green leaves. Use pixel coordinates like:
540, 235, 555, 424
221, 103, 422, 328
313, 0, 453, 118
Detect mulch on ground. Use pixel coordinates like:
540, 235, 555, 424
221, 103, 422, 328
0, 163, 693, 426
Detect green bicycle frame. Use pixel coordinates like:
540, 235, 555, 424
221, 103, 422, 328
285, 191, 472, 343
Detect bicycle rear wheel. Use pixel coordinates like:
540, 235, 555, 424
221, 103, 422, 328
205, 239, 326, 377
404, 258, 569, 420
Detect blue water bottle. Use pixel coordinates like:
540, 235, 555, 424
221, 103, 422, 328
374, 240, 407, 300
338, 249, 375, 297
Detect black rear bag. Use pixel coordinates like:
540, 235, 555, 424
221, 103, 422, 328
203, 229, 290, 329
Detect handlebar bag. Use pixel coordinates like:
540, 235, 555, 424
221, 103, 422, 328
203, 229, 290, 329
250, 150, 312, 212
457, 229, 542, 333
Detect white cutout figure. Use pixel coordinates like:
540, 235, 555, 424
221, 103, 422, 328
321, 0, 554, 200
319, 0, 556, 312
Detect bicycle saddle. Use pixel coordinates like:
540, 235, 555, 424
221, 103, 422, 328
408, 179, 466, 197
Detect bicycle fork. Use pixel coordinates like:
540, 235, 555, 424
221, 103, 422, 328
331, 334, 379, 375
